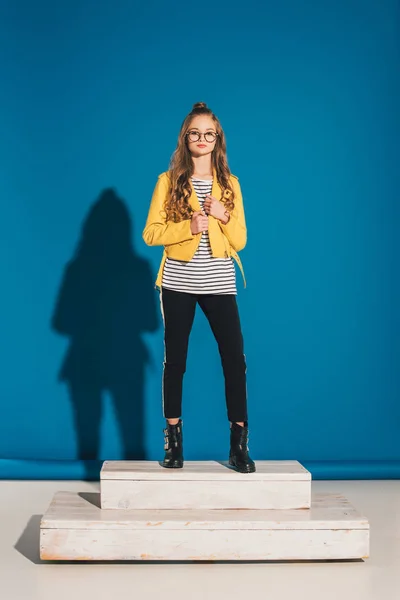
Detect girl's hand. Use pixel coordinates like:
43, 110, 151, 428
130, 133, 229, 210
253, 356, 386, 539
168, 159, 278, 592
203, 194, 228, 223
190, 210, 209, 235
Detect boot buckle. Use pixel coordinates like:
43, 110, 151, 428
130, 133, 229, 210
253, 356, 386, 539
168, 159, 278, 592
164, 432, 170, 449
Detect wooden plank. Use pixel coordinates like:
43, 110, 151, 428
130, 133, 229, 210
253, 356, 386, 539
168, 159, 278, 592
40, 492, 369, 560
41, 491, 369, 530
100, 479, 311, 510
40, 527, 369, 561
100, 460, 311, 481
100, 460, 311, 510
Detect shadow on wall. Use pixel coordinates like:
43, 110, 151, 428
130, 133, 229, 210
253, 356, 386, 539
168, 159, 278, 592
51, 188, 160, 479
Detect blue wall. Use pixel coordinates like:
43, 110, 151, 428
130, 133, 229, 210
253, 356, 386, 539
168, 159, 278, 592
1, 0, 399, 479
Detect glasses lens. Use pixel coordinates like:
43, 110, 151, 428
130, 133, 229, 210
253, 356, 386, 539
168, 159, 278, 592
188, 131, 200, 142
205, 132, 217, 142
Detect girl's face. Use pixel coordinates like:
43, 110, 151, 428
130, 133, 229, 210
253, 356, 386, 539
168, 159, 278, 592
186, 115, 217, 158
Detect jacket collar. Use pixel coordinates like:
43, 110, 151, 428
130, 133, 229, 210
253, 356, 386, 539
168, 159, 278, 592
189, 166, 221, 211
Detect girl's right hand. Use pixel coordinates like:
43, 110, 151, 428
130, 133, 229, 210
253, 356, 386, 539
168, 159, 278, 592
190, 210, 209, 235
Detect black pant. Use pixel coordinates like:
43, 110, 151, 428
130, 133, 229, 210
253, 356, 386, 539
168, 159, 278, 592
159, 286, 248, 422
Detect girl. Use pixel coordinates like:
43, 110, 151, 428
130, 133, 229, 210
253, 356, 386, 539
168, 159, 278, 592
142, 102, 255, 473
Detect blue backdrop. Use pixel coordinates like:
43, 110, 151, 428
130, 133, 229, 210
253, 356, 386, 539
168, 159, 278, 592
1, 0, 399, 479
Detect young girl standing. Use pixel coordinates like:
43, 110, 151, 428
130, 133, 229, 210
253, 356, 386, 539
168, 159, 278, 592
142, 102, 255, 473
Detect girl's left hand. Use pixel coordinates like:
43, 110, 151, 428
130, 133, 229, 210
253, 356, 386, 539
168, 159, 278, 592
203, 194, 227, 222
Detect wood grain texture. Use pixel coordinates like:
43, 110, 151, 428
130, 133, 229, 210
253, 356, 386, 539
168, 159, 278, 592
41, 491, 369, 530
100, 460, 311, 481
40, 528, 369, 561
100, 460, 312, 510
39, 491, 369, 561
100, 479, 311, 510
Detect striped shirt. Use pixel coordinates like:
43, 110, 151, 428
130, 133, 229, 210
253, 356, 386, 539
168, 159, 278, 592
161, 177, 237, 295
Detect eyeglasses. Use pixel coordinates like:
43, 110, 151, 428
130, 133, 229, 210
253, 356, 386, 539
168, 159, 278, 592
186, 130, 219, 143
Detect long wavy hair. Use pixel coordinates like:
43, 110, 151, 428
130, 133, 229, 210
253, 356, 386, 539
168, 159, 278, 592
164, 102, 235, 223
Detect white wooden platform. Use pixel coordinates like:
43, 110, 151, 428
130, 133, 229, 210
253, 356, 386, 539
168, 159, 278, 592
39, 490, 370, 561
100, 460, 312, 510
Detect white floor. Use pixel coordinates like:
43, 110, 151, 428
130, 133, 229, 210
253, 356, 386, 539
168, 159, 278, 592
1, 479, 399, 600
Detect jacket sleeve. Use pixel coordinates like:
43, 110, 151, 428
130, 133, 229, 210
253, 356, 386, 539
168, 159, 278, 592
142, 174, 195, 247
218, 176, 247, 252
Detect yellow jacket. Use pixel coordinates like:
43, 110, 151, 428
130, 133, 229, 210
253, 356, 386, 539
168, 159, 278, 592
142, 167, 247, 290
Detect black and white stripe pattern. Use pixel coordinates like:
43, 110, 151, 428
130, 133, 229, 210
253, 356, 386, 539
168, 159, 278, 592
161, 177, 237, 295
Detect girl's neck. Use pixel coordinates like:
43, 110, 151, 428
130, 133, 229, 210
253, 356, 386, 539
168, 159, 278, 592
192, 172, 213, 179
192, 157, 213, 179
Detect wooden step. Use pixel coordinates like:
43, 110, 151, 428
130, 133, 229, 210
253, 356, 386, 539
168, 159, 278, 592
40, 491, 370, 561
100, 460, 312, 510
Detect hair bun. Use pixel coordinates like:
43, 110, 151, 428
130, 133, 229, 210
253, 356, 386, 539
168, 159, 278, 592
192, 101, 208, 110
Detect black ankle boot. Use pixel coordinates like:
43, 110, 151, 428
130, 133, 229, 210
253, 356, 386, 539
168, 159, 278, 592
162, 419, 184, 468
229, 421, 256, 473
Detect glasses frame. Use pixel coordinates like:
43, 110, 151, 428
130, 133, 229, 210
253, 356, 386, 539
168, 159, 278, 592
186, 130, 219, 143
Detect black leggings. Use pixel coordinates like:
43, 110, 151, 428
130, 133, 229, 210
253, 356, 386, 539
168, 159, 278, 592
159, 286, 248, 422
